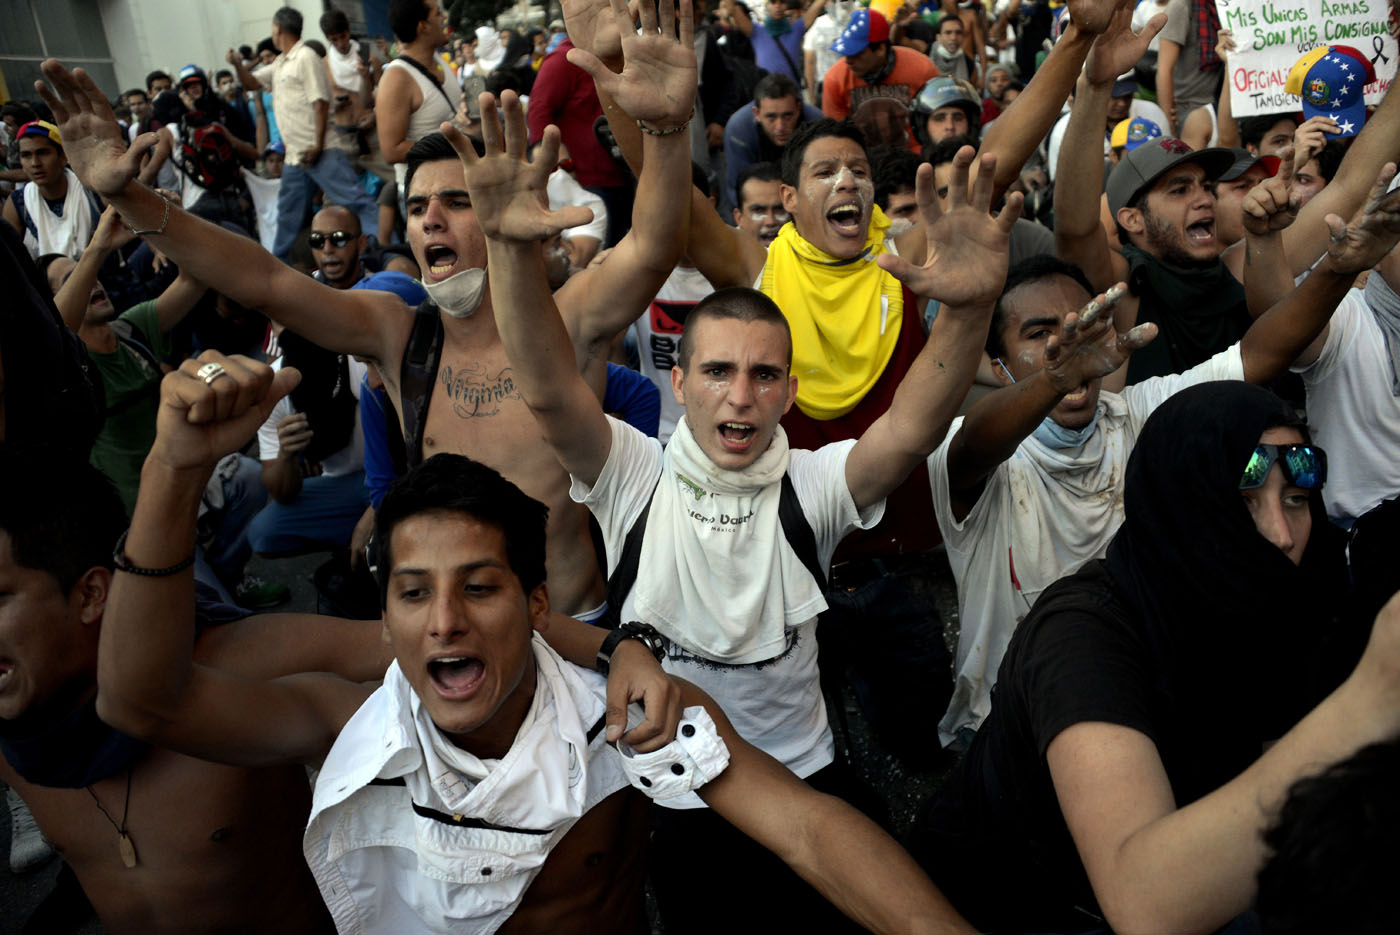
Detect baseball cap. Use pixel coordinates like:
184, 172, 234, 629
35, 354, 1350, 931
177, 64, 208, 87
264, 140, 286, 156
1111, 71, 1138, 98
1110, 116, 1162, 152
16, 120, 61, 147
831, 9, 891, 56
1106, 138, 1236, 215
1285, 45, 1374, 139
1217, 147, 1281, 182
353, 270, 428, 306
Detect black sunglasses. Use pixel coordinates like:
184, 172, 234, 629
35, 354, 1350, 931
308, 230, 356, 249
1239, 443, 1327, 491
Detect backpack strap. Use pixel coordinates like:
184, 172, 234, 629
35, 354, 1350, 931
599, 471, 827, 631
104, 318, 164, 417
397, 301, 445, 470
599, 475, 662, 632
778, 473, 826, 592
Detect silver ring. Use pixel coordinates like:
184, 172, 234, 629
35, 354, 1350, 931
196, 362, 228, 385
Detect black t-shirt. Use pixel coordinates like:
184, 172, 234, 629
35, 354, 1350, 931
914, 561, 1242, 933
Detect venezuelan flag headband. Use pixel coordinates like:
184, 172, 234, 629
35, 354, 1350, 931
1285, 45, 1376, 140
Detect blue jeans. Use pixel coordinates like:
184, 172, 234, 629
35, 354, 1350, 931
272, 149, 380, 259
247, 470, 371, 555
194, 454, 266, 601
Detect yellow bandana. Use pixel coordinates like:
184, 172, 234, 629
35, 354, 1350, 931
760, 206, 905, 421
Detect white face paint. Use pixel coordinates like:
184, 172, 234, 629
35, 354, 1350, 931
422, 267, 487, 319
885, 217, 915, 238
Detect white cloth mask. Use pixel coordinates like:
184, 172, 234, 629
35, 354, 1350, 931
423, 267, 487, 318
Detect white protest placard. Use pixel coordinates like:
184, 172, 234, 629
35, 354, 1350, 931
1214, 0, 1397, 117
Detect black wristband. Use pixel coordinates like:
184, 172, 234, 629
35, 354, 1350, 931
597, 621, 667, 676
112, 529, 196, 577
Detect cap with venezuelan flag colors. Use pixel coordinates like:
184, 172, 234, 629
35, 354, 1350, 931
1110, 116, 1162, 152
1285, 45, 1375, 139
16, 120, 61, 147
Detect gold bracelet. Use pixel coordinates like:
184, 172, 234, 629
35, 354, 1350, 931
637, 118, 692, 136
129, 190, 171, 237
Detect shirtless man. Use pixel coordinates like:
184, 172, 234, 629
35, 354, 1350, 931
94, 350, 973, 934
0, 453, 389, 933
35, 0, 694, 620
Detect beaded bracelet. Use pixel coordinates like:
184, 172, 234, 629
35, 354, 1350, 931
637, 118, 691, 137
112, 529, 196, 577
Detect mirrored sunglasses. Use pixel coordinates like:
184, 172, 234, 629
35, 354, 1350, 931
1239, 443, 1328, 491
308, 230, 355, 249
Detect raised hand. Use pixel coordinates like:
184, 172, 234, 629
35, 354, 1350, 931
568, 0, 697, 129
1241, 150, 1299, 236
1292, 115, 1340, 172
1043, 284, 1157, 393
36, 61, 162, 199
440, 93, 595, 243
1068, 0, 1129, 35
91, 204, 138, 253
1323, 162, 1400, 275
1085, 0, 1165, 86
877, 146, 1019, 308
562, 0, 627, 68
150, 352, 300, 474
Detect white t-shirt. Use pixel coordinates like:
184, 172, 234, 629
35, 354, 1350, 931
929, 344, 1244, 745
803, 12, 843, 92
631, 265, 715, 443
572, 418, 883, 804
240, 168, 281, 253
546, 168, 608, 245
1294, 288, 1400, 524
257, 356, 368, 476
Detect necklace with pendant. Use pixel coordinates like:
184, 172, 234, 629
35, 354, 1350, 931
86, 767, 137, 868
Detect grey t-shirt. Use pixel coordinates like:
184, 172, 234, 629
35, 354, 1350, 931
1161, 0, 1221, 114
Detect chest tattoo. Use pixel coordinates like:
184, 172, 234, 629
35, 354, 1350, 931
438, 362, 520, 419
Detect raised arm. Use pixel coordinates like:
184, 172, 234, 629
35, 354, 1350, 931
558, 0, 698, 367
444, 97, 613, 488
1053, 3, 1160, 289
1049, 592, 1400, 933
37, 60, 408, 365
1239, 151, 1299, 318
943, 285, 1153, 519
97, 352, 372, 768
1240, 163, 1400, 383
225, 48, 263, 93
688, 679, 974, 933
52, 205, 134, 331
844, 150, 1019, 512
1224, 75, 1400, 279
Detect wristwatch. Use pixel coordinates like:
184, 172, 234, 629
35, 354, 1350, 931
596, 621, 667, 676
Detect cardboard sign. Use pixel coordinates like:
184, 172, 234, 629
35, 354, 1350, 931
1214, 0, 1397, 116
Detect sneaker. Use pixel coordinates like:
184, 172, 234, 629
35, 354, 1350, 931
7, 786, 53, 872
233, 574, 291, 610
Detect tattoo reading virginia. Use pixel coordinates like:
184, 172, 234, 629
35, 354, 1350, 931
438, 363, 521, 418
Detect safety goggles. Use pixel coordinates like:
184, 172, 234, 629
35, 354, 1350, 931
1239, 443, 1328, 491
308, 230, 356, 249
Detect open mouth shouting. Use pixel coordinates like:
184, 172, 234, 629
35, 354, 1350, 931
826, 202, 865, 239
1185, 218, 1216, 246
427, 654, 485, 700
424, 244, 460, 281
718, 421, 757, 453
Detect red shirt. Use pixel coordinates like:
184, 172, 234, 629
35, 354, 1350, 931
526, 40, 626, 189
821, 47, 939, 153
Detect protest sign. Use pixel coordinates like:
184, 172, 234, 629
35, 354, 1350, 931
1214, 0, 1397, 116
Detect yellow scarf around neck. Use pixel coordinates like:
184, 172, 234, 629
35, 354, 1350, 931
760, 206, 904, 421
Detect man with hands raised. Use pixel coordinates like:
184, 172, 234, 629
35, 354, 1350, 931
933, 162, 1400, 747
33, 0, 693, 626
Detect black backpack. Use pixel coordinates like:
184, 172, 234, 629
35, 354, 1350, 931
174, 112, 241, 193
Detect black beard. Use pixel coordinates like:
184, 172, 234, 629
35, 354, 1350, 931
1144, 213, 1218, 269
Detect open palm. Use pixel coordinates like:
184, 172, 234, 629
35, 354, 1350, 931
567, 0, 697, 127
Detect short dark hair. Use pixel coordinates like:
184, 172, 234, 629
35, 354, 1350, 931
0, 450, 127, 593
320, 9, 351, 36
239, 44, 254, 60
388, 0, 431, 42
923, 133, 978, 169
214, 69, 233, 83
404, 131, 482, 196
1311, 138, 1347, 185
1, 102, 37, 124
987, 255, 1093, 359
256, 37, 277, 57
735, 161, 780, 205
677, 287, 792, 371
780, 118, 865, 187
753, 72, 801, 106
371, 454, 549, 606
936, 13, 963, 31
304, 39, 327, 57
1238, 113, 1299, 150
1256, 738, 1400, 935
34, 253, 69, 293
121, 88, 147, 103
145, 70, 172, 92
869, 144, 921, 209
273, 6, 304, 38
